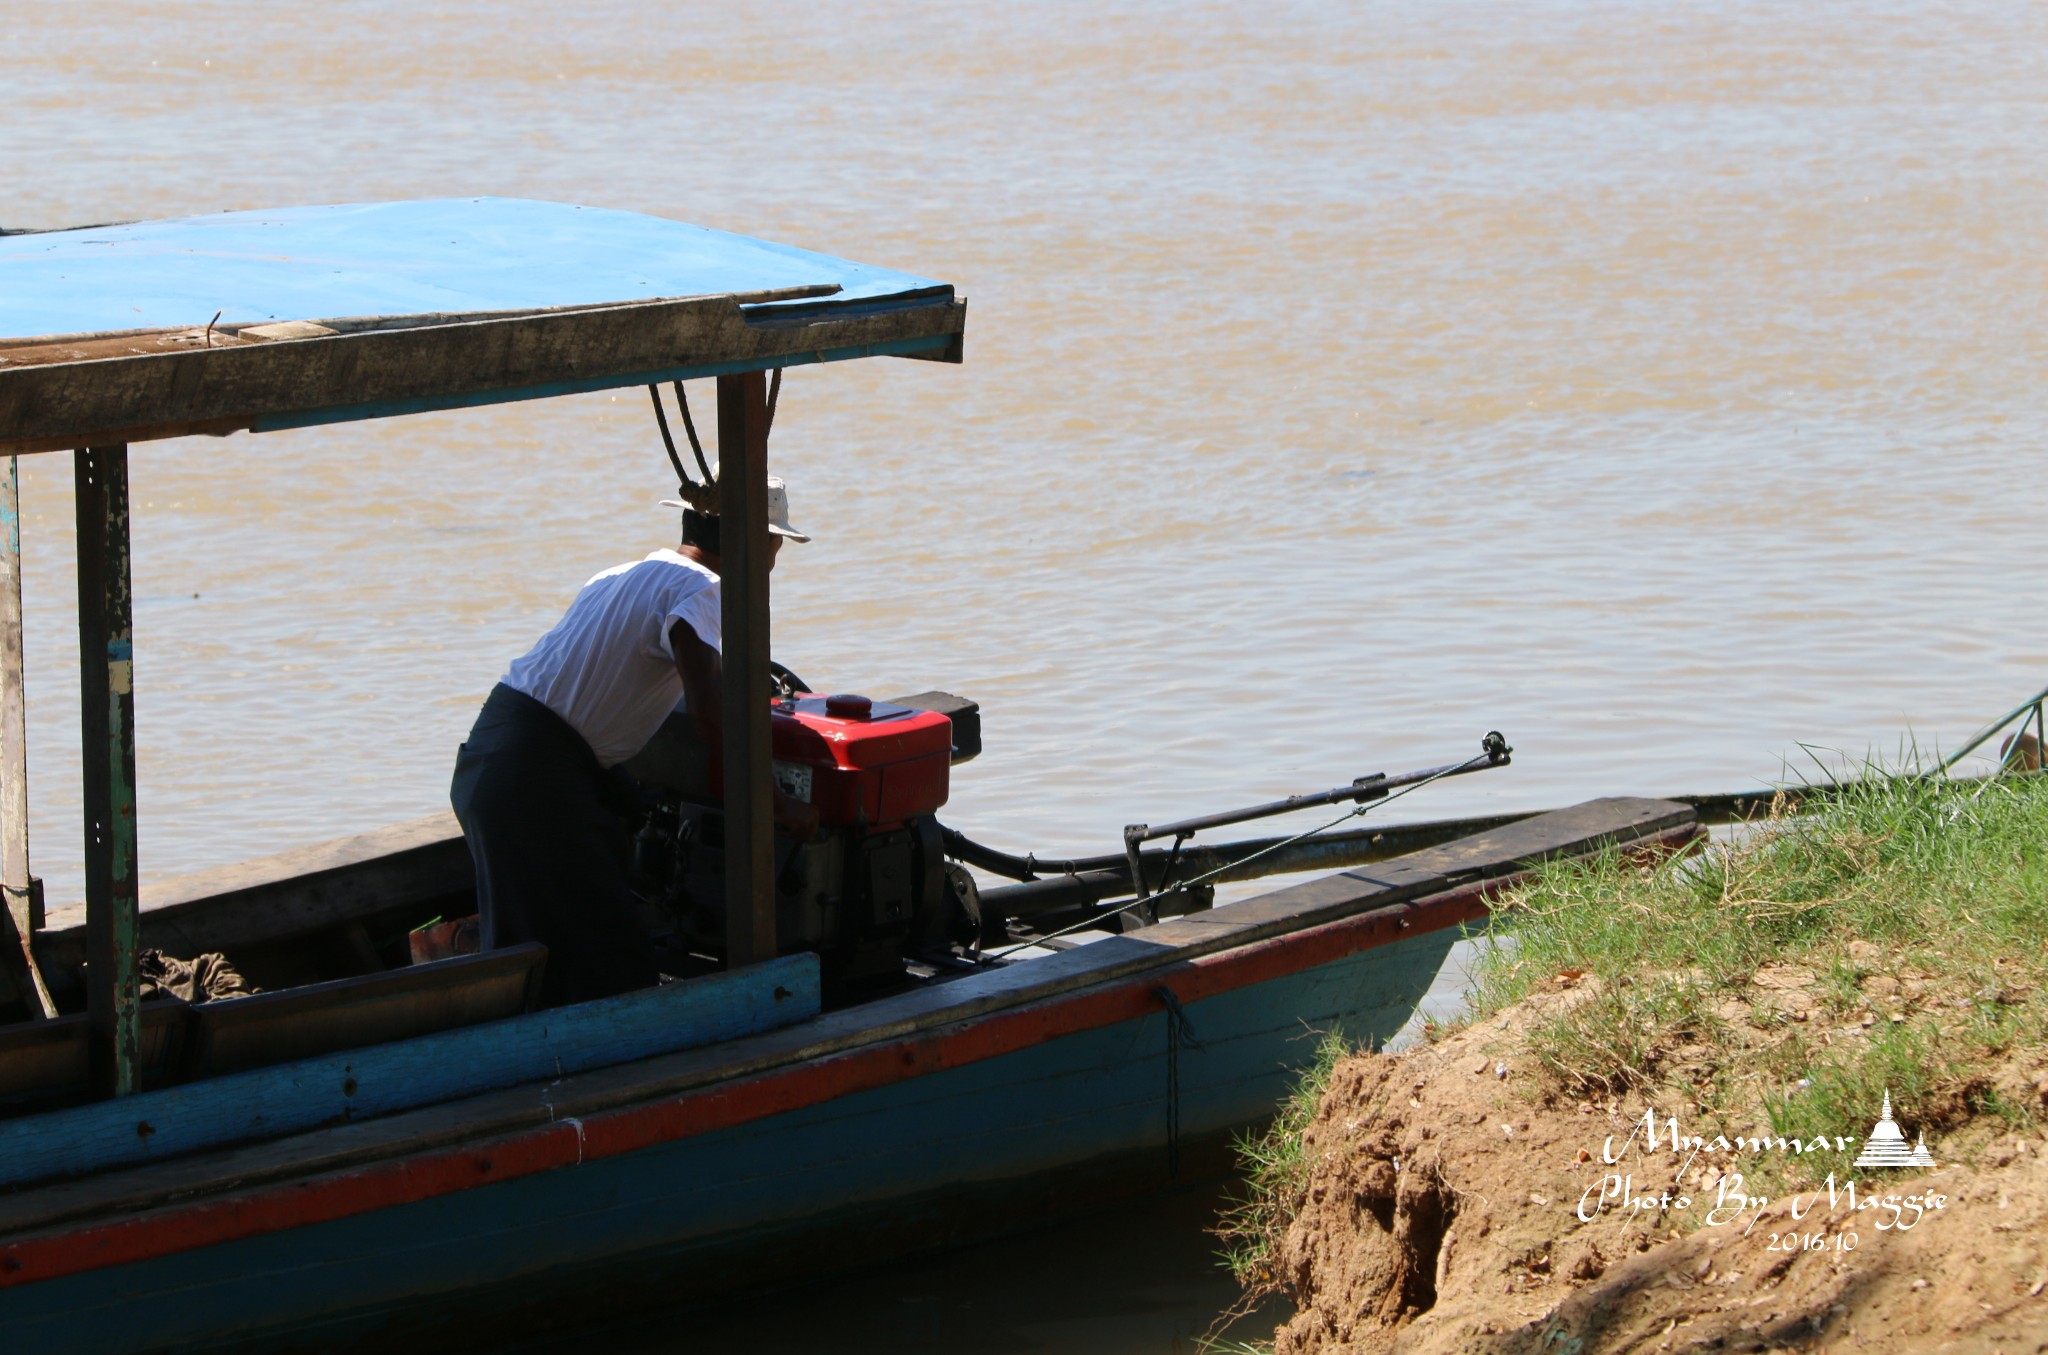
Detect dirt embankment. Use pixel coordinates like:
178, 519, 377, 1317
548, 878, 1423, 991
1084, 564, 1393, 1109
1261, 984, 2048, 1354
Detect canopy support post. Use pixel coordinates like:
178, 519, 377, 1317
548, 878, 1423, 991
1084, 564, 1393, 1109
717, 373, 776, 969
76, 445, 139, 1096
0, 456, 54, 1020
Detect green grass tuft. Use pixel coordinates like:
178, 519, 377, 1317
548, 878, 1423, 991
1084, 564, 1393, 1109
1215, 1027, 1354, 1294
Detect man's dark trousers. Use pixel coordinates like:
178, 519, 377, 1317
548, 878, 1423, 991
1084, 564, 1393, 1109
450, 683, 658, 1006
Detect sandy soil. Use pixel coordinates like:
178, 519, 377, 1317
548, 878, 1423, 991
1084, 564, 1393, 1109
1262, 983, 2048, 1354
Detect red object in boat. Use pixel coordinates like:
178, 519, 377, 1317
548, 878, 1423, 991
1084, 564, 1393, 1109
407, 915, 481, 965
769, 695, 952, 827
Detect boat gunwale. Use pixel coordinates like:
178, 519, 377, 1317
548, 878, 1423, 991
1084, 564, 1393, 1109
0, 868, 1519, 1281
0, 799, 1699, 1276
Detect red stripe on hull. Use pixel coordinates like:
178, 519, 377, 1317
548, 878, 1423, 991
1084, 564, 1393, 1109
0, 824, 1698, 1289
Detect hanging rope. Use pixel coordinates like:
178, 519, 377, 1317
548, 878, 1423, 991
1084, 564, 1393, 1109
765, 366, 783, 438
647, 385, 693, 490
1156, 985, 1204, 1179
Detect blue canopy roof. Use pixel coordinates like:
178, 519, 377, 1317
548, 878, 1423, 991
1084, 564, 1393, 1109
0, 198, 946, 340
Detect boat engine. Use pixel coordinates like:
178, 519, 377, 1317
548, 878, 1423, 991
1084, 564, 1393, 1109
619, 687, 991, 987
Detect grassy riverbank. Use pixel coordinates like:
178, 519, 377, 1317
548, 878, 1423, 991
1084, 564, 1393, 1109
1474, 770, 2048, 1183
1221, 771, 2048, 1352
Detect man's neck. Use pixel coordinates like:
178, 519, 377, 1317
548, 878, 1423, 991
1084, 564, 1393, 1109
675, 543, 721, 576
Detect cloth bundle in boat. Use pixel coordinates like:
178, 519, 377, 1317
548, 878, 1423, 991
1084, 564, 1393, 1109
137, 948, 256, 1003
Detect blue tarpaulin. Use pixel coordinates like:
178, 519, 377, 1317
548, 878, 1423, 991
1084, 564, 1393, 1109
0, 198, 946, 340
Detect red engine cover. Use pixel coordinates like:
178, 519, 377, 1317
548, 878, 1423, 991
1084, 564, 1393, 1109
770, 694, 951, 827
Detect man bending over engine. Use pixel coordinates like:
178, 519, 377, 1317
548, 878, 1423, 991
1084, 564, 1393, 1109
450, 483, 819, 1005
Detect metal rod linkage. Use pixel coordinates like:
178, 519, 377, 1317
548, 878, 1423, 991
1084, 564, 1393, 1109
1080, 733, 1516, 914
1123, 731, 1511, 859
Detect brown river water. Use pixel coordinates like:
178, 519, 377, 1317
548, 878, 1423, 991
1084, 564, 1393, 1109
5, 2, 2046, 1348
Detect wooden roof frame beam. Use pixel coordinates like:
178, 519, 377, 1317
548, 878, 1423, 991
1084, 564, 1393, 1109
0, 291, 965, 456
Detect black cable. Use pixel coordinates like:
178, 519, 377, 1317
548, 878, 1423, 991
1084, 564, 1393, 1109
648, 385, 692, 489
941, 827, 1108, 880
766, 367, 783, 438
673, 381, 714, 483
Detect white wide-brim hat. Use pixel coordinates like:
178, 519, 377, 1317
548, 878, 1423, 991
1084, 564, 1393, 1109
660, 473, 811, 543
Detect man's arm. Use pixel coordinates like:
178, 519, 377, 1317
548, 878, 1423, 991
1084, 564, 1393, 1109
669, 620, 820, 841
670, 618, 726, 753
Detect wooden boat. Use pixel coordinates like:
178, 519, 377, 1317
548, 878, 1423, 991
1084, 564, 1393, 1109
0, 199, 1704, 1351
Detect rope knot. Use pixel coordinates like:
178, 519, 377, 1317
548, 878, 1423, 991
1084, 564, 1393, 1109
1154, 984, 1205, 1051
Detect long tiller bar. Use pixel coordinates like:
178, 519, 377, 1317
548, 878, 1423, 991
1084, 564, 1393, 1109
1121, 731, 1512, 903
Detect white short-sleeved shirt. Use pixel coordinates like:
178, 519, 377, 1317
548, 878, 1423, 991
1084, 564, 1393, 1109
502, 550, 721, 767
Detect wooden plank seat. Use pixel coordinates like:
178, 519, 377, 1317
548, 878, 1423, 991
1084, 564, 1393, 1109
0, 944, 546, 1116
181, 944, 548, 1080
0, 1003, 194, 1112
35, 812, 475, 984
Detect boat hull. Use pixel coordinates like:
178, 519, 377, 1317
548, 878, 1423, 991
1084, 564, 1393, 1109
1, 795, 1702, 1353
2, 928, 1457, 1355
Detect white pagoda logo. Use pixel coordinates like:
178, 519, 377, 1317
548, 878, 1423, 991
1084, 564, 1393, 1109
1853, 1090, 1935, 1169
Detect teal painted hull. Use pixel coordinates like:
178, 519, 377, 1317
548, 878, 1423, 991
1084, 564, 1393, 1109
1, 930, 1456, 1355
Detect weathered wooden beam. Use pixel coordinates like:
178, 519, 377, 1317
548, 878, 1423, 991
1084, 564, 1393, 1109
0, 294, 966, 456
36, 813, 472, 979
0, 456, 54, 1018
74, 445, 139, 1097
717, 373, 776, 968
0, 283, 842, 358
